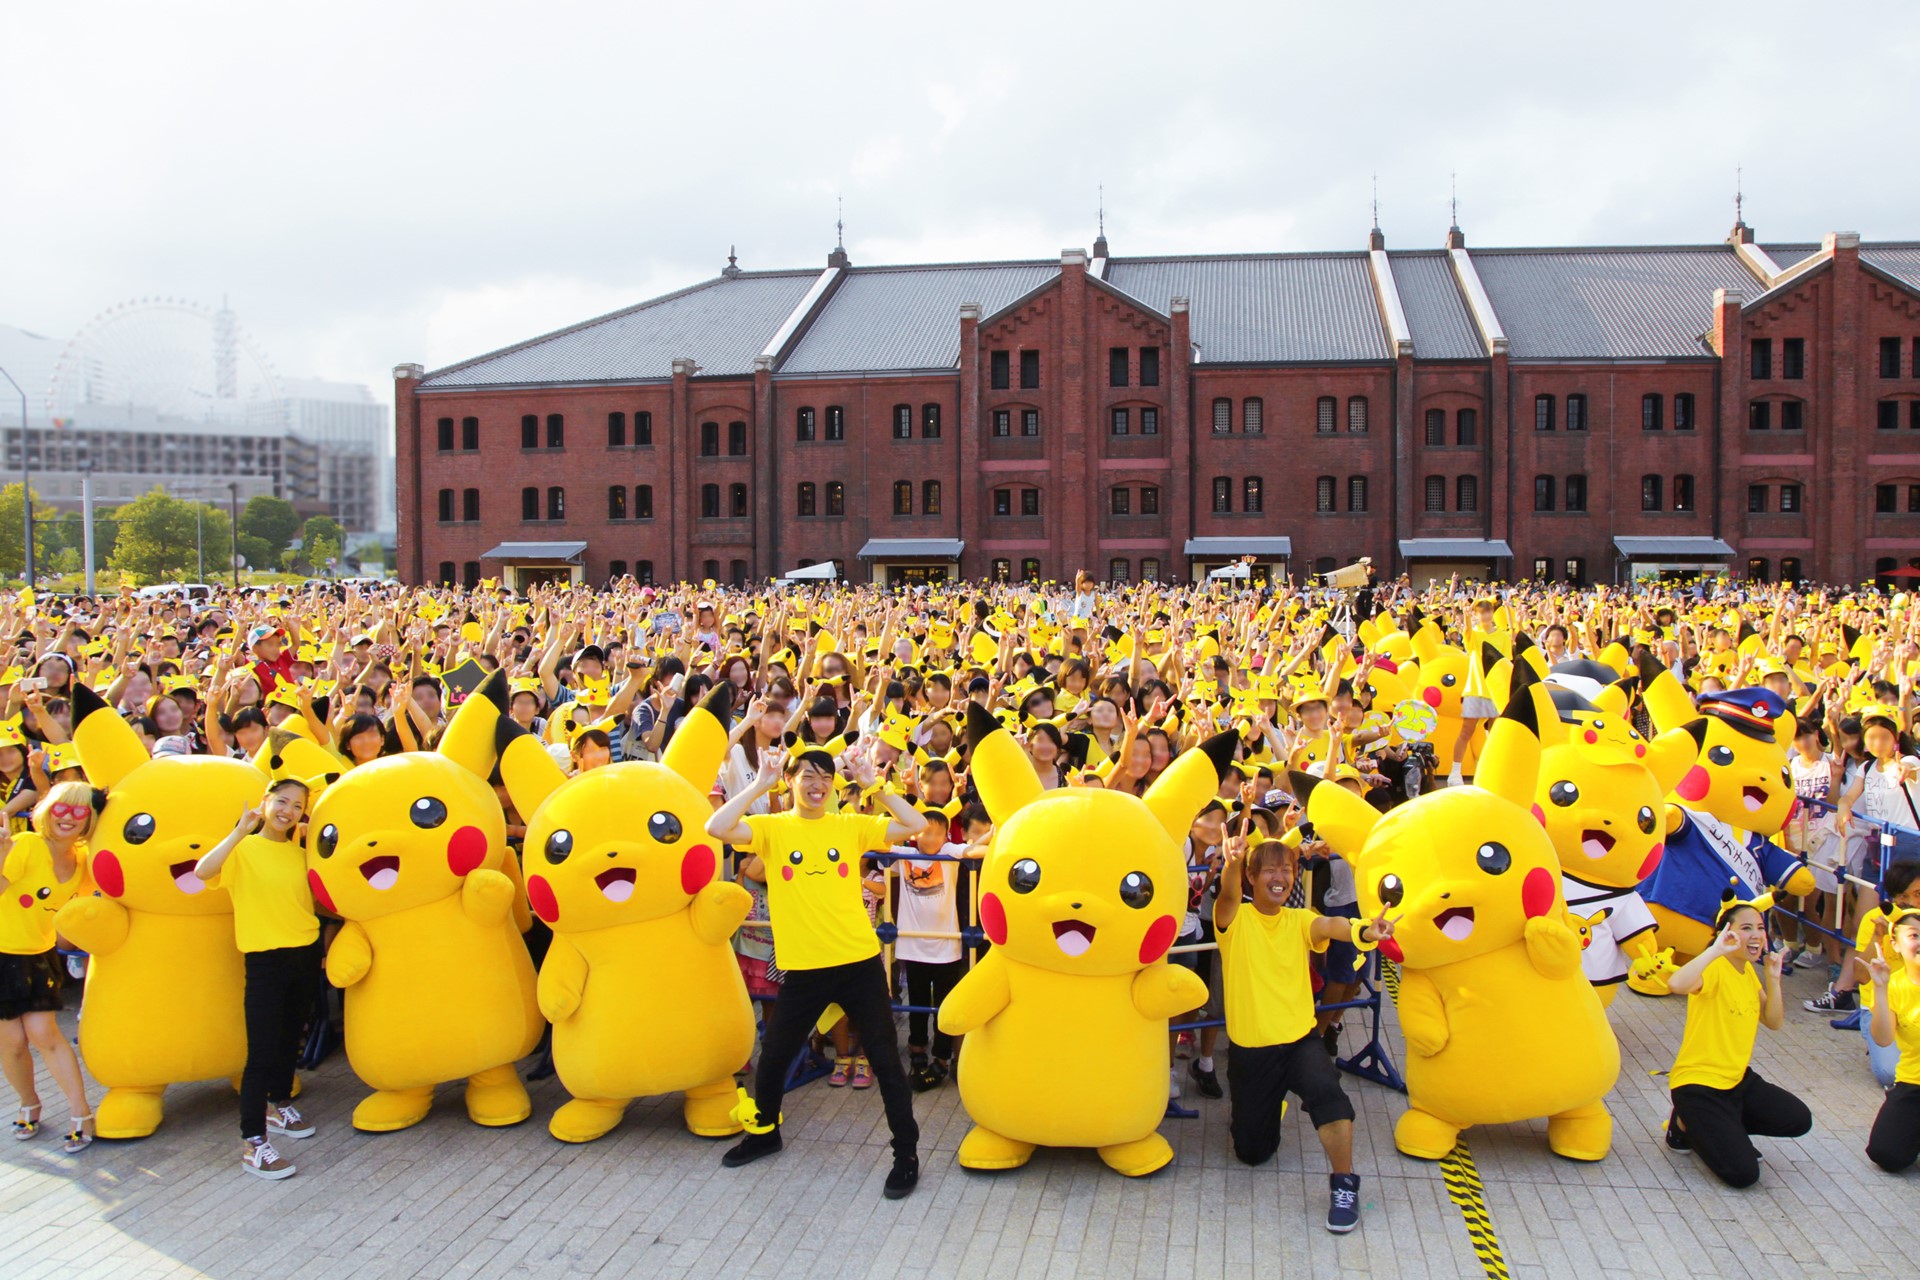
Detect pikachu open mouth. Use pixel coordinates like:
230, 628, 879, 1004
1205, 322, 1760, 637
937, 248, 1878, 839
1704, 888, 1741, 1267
1579, 830, 1615, 860
1052, 919, 1096, 957
1741, 786, 1767, 813
169, 859, 206, 895
595, 867, 636, 903
359, 855, 401, 890
1435, 906, 1475, 941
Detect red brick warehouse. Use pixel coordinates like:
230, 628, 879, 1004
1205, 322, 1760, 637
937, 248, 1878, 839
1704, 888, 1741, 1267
394, 220, 1920, 590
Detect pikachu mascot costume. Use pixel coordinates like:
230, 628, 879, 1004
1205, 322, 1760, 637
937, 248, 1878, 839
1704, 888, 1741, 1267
1300, 694, 1621, 1160
937, 703, 1236, 1176
53, 685, 268, 1138
1630, 655, 1813, 995
491, 686, 755, 1143
1523, 672, 1697, 1006
306, 670, 543, 1131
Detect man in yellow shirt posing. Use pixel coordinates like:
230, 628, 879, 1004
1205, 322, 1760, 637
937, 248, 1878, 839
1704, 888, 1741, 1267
707, 748, 927, 1198
196, 778, 321, 1181
1215, 834, 1393, 1234
1866, 909, 1920, 1172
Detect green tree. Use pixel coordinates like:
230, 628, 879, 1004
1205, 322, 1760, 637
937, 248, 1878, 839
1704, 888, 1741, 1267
0, 484, 49, 582
239, 494, 301, 559
236, 534, 275, 573
107, 488, 233, 585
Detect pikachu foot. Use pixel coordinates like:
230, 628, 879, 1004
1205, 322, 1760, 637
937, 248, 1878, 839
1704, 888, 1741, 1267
354, 1087, 435, 1132
683, 1080, 743, 1138
95, 1086, 165, 1140
1394, 1108, 1462, 1161
550, 1097, 628, 1144
1547, 1102, 1613, 1162
958, 1124, 1037, 1171
1097, 1132, 1174, 1178
465, 1063, 533, 1128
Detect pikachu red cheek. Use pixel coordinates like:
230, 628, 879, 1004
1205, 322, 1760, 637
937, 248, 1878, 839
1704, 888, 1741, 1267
981, 892, 1007, 946
1139, 915, 1178, 964
1637, 843, 1665, 879
680, 844, 716, 895
307, 870, 336, 916
446, 826, 487, 876
1676, 766, 1711, 802
527, 875, 559, 924
93, 851, 125, 898
781, 866, 794, 882
1522, 867, 1555, 919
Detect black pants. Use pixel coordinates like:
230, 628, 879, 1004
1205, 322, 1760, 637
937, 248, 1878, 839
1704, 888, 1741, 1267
1868, 1081, 1920, 1173
241, 942, 320, 1141
752, 955, 917, 1158
1226, 1033, 1355, 1166
1670, 1069, 1812, 1188
900, 959, 965, 1058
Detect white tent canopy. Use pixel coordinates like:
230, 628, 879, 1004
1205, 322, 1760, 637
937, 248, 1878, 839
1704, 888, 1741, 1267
781, 562, 839, 581
1208, 562, 1251, 580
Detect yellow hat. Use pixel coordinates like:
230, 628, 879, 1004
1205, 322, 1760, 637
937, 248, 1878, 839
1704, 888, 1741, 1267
42, 742, 81, 774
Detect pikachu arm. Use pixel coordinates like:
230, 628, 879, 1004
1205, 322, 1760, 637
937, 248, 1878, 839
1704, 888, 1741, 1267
537, 934, 588, 1023
1395, 968, 1450, 1058
936, 950, 1013, 1036
52, 895, 130, 957
325, 920, 373, 988
461, 867, 516, 926
1524, 915, 1585, 980
1778, 862, 1817, 898
689, 880, 752, 946
1131, 961, 1210, 1022
1664, 803, 1689, 836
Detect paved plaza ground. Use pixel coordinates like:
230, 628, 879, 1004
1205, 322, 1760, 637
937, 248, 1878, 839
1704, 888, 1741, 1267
0, 956, 1904, 1280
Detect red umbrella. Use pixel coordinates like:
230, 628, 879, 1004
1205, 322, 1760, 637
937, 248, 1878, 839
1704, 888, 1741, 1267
1882, 566, 1920, 579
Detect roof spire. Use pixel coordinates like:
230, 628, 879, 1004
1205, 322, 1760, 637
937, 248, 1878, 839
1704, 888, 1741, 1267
1093, 183, 1109, 259
722, 244, 741, 279
1446, 172, 1465, 249
828, 197, 850, 269
1368, 175, 1384, 251
1728, 166, 1754, 244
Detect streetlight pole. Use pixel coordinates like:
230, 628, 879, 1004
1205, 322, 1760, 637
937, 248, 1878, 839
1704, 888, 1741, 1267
228, 482, 240, 588
0, 365, 32, 587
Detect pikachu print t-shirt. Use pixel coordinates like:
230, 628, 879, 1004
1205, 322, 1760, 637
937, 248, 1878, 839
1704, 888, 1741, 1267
0, 833, 91, 955
741, 811, 893, 971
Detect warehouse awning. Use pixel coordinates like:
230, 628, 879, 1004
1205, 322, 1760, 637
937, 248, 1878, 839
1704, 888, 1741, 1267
1182, 537, 1292, 557
856, 539, 964, 559
1398, 539, 1513, 558
480, 541, 587, 563
1612, 536, 1735, 558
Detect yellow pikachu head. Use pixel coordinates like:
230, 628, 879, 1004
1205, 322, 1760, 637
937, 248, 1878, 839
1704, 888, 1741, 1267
73, 684, 265, 917
305, 670, 511, 922
508, 686, 735, 933
1534, 684, 1696, 890
1300, 694, 1562, 968
966, 703, 1233, 977
1641, 656, 1797, 836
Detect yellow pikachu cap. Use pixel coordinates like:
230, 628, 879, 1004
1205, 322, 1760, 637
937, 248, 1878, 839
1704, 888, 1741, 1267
42, 742, 82, 774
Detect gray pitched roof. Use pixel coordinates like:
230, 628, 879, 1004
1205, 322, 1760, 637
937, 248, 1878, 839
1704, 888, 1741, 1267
1389, 253, 1485, 359
1104, 255, 1392, 363
1469, 247, 1758, 360
1863, 245, 1920, 295
420, 272, 818, 389
1762, 243, 1822, 271
779, 263, 1058, 374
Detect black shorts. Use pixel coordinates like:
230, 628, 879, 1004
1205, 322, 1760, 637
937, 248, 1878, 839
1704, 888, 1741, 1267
1226, 1032, 1356, 1166
0, 950, 64, 1021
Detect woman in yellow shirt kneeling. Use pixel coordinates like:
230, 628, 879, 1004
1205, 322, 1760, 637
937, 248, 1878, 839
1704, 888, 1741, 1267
1865, 908, 1920, 1173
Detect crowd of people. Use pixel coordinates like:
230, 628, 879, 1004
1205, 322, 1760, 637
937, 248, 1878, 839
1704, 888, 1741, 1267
2, 568, 1919, 1224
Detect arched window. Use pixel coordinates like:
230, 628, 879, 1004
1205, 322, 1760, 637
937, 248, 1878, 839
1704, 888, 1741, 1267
635, 559, 654, 585
730, 483, 748, 517
893, 481, 913, 515
1314, 556, 1337, 577
701, 484, 720, 518
1535, 395, 1555, 432
1213, 399, 1232, 433
608, 485, 626, 520
635, 485, 653, 518
1316, 477, 1336, 512
546, 414, 564, 448
728, 421, 747, 456
1674, 393, 1695, 431
1747, 557, 1770, 582
1423, 475, 1445, 512
703, 559, 720, 581
796, 407, 816, 442
1348, 476, 1367, 512
609, 560, 627, 581
1242, 398, 1264, 434
824, 406, 845, 440
1564, 474, 1586, 512
438, 561, 455, 585
436, 418, 454, 451
700, 422, 719, 456
1456, 408, 1477, 446
922, 480, 941, 515
1021, 489, 1041, 517
730, 559, 749, 587
1673, 474, 1696, 512
1211, 476, 1231, 513
1021, 558, 1041, 583
1243, 477, 1263, 513
1346, 397, 1368, 433
522, 487, 539, 520
547, 486, 565, 520
521, 415, 538, 448
437, 488, 454, 522
1642, 394, 1663, 431
922, 404, 942, 438
634, 411, 653, 446
1110, 558, 1131, 583
1316, 397, 1337, 433
1111, 487, 1131, 515
797, 482, 816, 517
1140, 558, 1160, 581
1781, 557, 1802, 584
1566, 394, 1587, 431
462, 562, 478, 586
991, 558, 1011, 581
1424, 409, 1444, 446
1641, 475, 1663, 511
826, 482, 844, 516
608, 411, 626, 446
461, 416, 479, 450
1141, 485, 1160, 514
1534, 475, 1555, 511
463, 489, 479, 521
1456, 475, 1478, 511
893, 405, 912, 439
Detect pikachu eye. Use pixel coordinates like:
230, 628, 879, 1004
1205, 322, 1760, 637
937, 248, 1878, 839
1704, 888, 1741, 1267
35, 886, 51, 900
1119, 871, 1153, 909
826, 848, 842, 863
1440, 674, 1457, 687
647, 812, 683, 843
315, 824, 339, 859
1009, 859, 1042, 893
1707, 745, 1735, 767
410, 797, 448, 828
1476, 842, 1512, 875
1377, 873, 1404, 907
1548, 781, 1580, 807
544, 829, 574, 864
123, 813, 156, 844
788, 850, 804, 866
1637, 806, 1658, 835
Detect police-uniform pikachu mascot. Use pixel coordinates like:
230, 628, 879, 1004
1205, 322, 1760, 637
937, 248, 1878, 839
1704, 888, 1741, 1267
53, 684, 268, 1138
1632, 654, 1813, 995
1299, 693, 1621, 1161
306, 670, 543, 1132
492, 685, 755, 1143
937, 703, 1236, 1176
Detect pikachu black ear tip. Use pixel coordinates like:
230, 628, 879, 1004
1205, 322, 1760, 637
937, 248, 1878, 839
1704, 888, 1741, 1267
1681, 718, 1710, 748
1197, 731, 1238, 783
1500, 688, 1540, 734
1509, 658, 1539, 693
477, 668, 508, 711
71, 683, 106, 719
701, 682, 735, 721
493, 715, 526, 753
1635, 649, 1667, 684
1286, 770, 1321, 803
965, 700, 1003, 749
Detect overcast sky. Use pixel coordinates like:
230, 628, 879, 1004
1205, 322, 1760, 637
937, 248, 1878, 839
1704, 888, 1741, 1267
5, 0, 1917, 414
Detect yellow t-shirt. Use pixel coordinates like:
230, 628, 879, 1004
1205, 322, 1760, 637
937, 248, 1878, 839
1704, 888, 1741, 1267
0, 833, 90, 955
1857, 909, 1904, 1011
1669, 957, 1762, 1090
207, 834, 318, 953
1215, 903, 1327, 1048
1883, 968, 1920, 1087
742, 810, 892, 971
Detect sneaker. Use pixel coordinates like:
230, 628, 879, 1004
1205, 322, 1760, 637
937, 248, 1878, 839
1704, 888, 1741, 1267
851, 1056, 874, 1090
1831, 1008, 1865, 1032
267, 1104, 315, 1139
1188, 1061, 1223, 1100
1326, 1173, 1360, 1233
721, 1129, 783, 1168
1664, 1111, 1690, 1152
1804, 987, 1858, 1014
883, 1152, 920, 1200
828, 1058, 852, 1088
241, 1137, 295, 1180
1777, 946, 1803, 973
909, 1062, 943, 1093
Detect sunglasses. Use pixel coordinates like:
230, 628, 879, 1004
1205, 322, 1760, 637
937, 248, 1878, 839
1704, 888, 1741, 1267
47, 802, 93, 821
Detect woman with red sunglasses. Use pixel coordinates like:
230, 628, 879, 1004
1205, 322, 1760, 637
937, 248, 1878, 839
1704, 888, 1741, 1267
0, 781, 98, 1153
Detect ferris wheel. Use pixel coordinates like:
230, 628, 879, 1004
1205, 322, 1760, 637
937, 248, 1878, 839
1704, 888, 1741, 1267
45, 297, 283, 423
